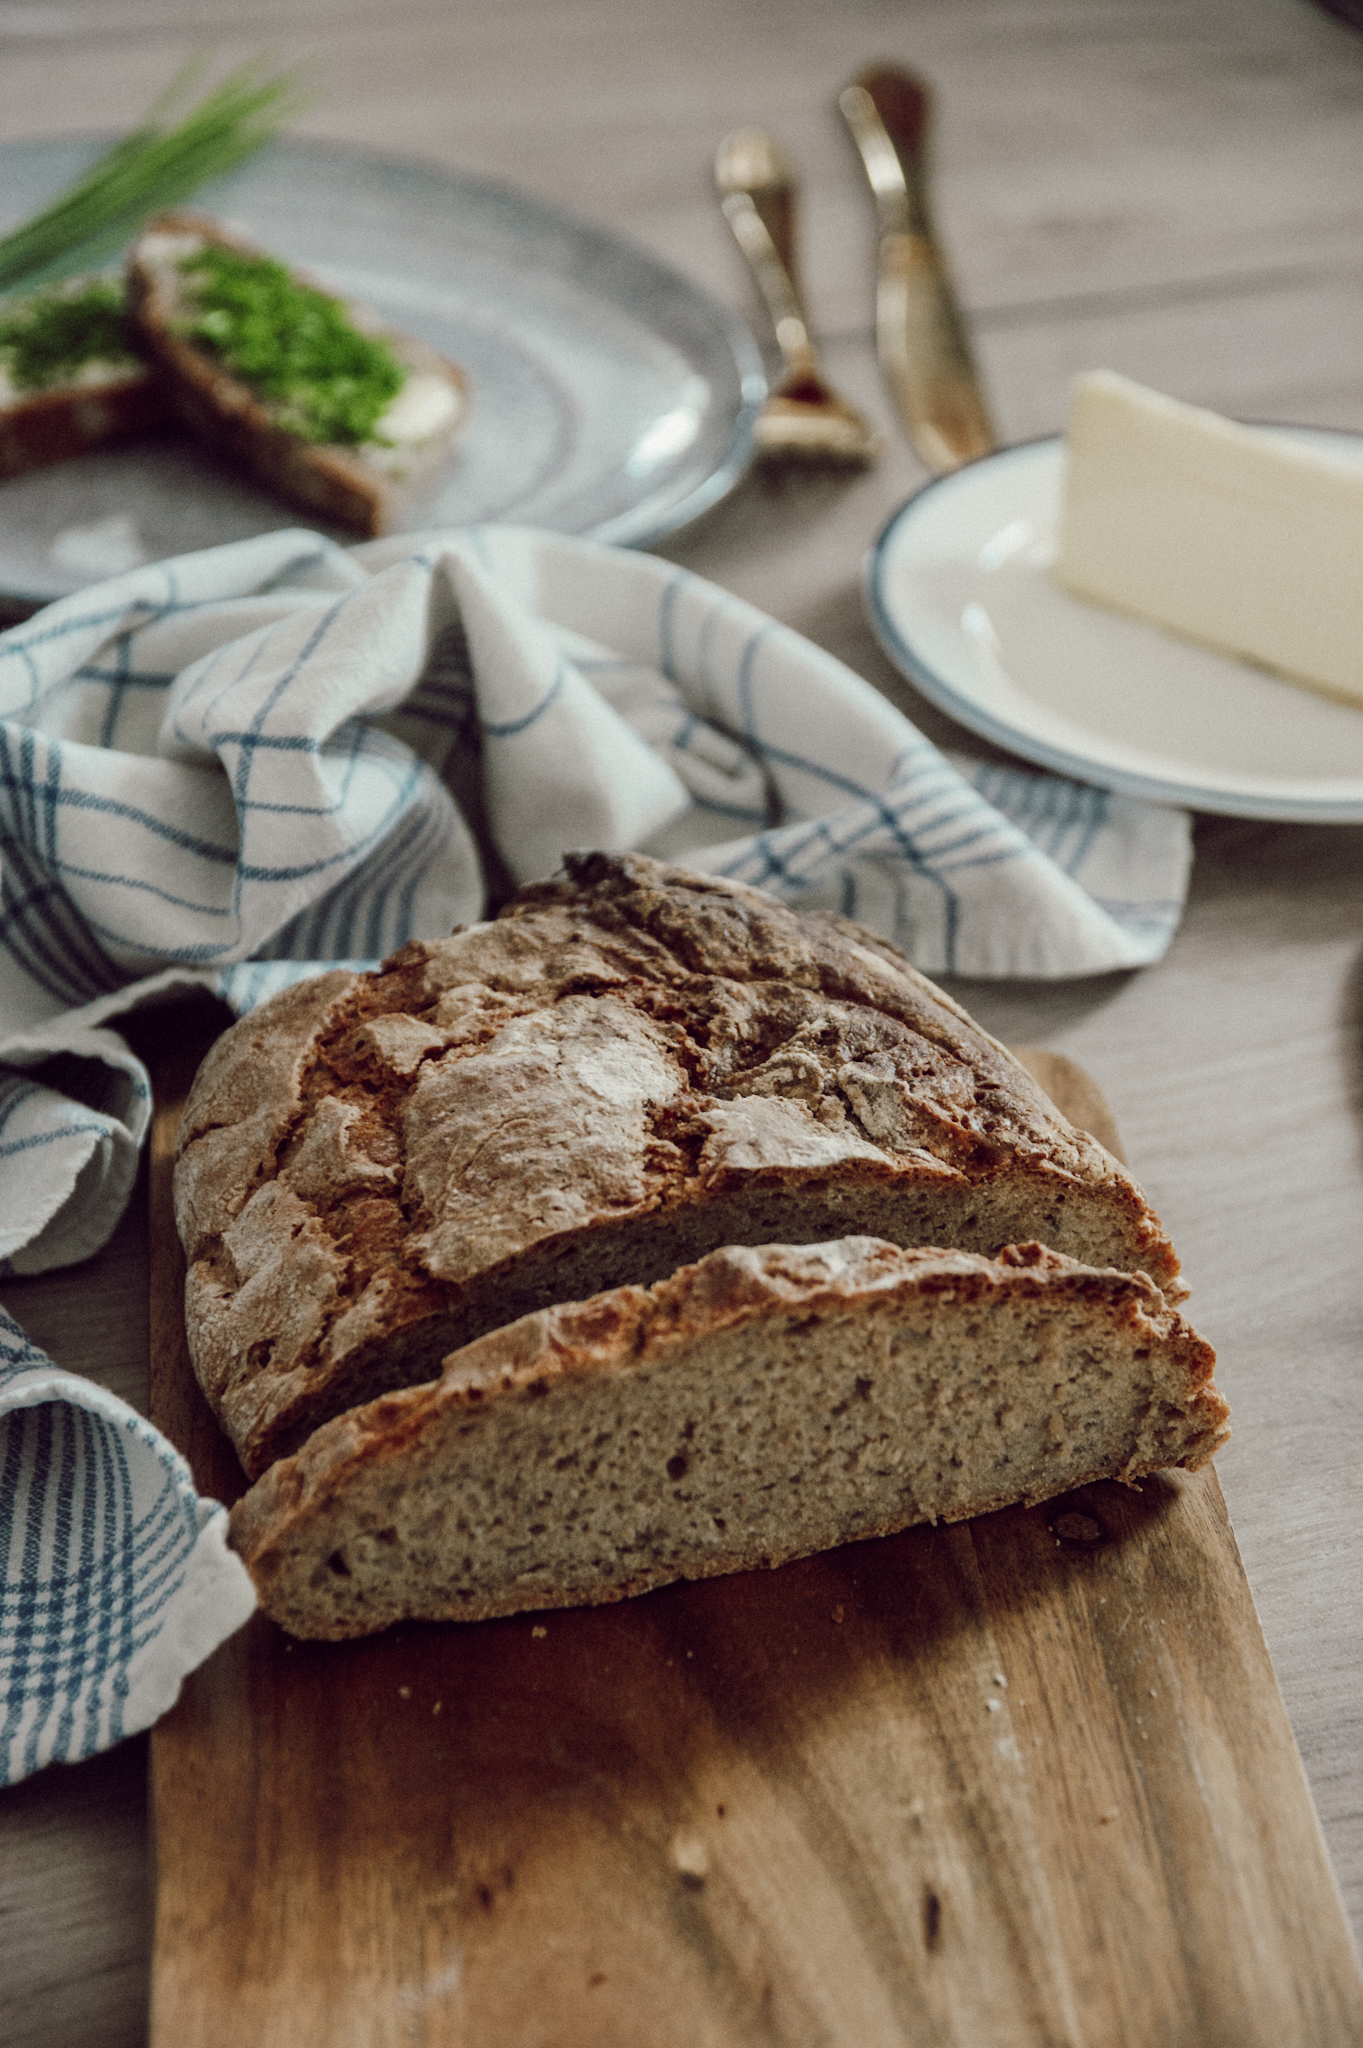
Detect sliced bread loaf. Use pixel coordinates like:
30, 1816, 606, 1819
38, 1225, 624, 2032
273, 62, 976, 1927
228, 1236, 1229, 1639
127, 210, 467, 534
176, 854, 1186, 1479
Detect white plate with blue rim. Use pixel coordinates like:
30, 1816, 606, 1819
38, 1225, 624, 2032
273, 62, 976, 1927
0, 138, 765, 610
866, 426, 1363, 823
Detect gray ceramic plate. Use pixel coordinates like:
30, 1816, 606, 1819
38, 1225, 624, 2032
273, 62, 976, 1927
0, 138, 765, 604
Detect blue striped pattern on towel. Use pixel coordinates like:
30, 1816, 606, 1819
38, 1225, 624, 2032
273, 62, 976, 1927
0, 525, 1194, 1782
0, 1307, 252, 1785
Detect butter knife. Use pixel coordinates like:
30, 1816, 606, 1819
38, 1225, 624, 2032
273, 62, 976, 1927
839, 66, 996, 473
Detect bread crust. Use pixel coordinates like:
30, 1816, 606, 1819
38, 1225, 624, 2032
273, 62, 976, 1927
228, 1236, 1229, 1639
0, 367, 160, 478
126, 210, 468, 535
176, 855, 1187, 1480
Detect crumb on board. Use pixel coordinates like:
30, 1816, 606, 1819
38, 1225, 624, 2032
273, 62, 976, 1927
669, 1831, 710, 1881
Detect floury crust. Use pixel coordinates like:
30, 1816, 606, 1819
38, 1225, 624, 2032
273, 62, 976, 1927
175, 853, 1185, 1479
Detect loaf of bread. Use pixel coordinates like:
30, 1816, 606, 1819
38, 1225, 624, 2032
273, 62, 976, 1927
175, 853, 1185, 1480
127, 210, 467, 535
228, 1236, 1228, 1638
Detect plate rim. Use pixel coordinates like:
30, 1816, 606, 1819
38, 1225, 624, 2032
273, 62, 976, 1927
864, 425, 1363, 824
0, 133, 767, 602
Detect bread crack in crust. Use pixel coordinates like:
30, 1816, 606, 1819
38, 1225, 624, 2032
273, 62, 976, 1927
175, 855, 1184, 1479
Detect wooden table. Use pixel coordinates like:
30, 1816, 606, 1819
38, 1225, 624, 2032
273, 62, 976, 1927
2, 2, 1361, 2041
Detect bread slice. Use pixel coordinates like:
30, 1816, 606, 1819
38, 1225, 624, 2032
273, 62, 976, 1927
126, 209, 467, 535
0, 278, 160, 478
228, 1236, 1228, 1639
176, 854, 1187, 1480
0, 367, 160, 477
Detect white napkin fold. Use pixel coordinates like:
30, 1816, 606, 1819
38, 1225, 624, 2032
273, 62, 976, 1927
0, 523, 1192, 1781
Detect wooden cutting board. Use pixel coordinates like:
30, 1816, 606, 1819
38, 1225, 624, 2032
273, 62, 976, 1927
143, 1010, 1363, 2048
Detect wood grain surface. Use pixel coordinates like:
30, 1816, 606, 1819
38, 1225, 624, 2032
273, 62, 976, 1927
143, 1017, 1363, 2048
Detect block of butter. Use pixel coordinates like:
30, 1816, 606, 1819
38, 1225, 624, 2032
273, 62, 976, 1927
1055, 371, 1363, 707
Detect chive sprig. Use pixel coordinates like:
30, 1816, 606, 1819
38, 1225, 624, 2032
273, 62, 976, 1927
0, 57, 304, 297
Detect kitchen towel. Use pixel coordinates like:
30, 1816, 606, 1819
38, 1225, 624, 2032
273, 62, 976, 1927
0, 523, 1191, 1779
0, 1303, 255, 1784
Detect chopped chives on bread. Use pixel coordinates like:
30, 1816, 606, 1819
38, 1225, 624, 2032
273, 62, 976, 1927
127, 209, 468, 535
175, 853, 1185, 1481
0, 276, 160, 478
227, 1237, 1228, 1639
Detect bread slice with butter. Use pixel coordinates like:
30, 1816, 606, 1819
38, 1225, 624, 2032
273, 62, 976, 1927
1055, 370, 1363, 708
227, 1235, 1228, 1639
127, 209, 468, 536
0, 276, 160, 478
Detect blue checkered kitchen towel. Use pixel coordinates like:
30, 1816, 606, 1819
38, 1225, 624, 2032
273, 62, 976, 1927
0, 523, 1192, 1782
